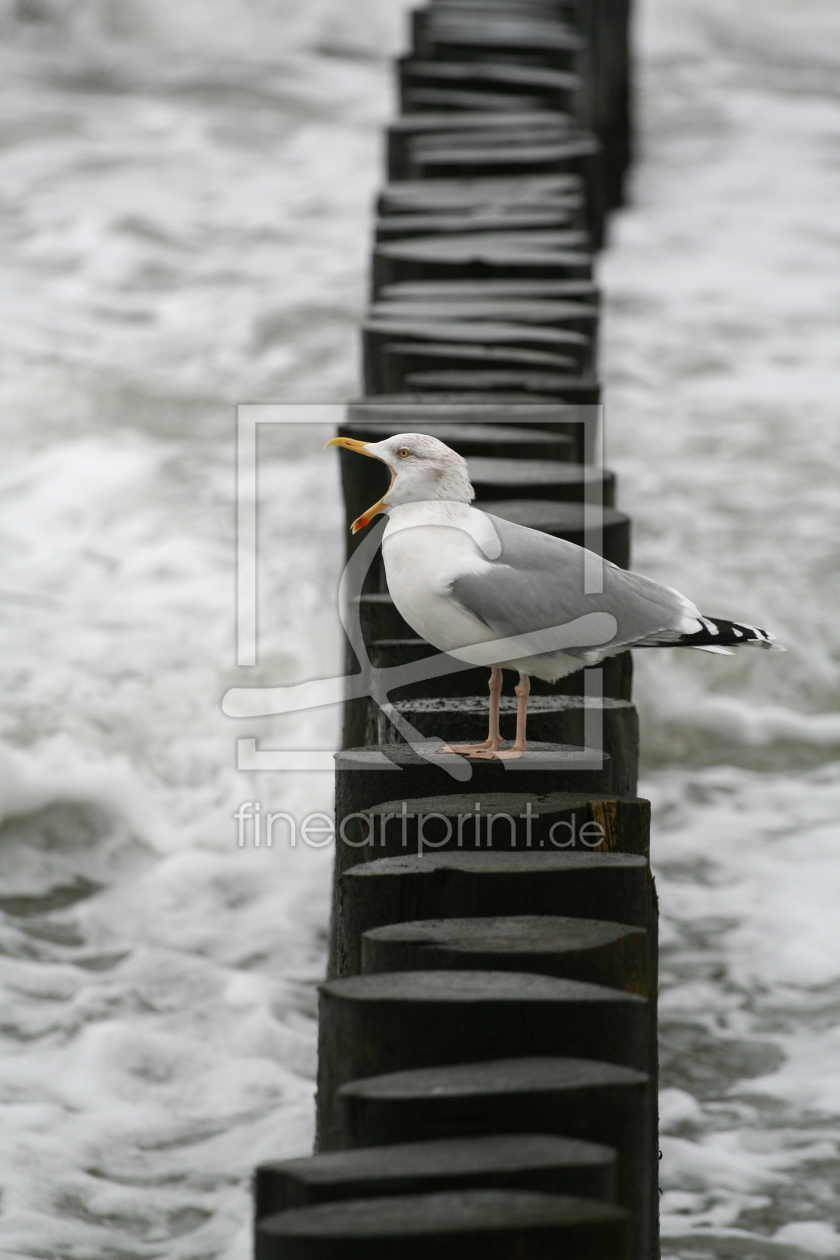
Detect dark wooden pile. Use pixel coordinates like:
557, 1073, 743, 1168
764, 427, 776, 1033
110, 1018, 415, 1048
256, 1, 659, 1256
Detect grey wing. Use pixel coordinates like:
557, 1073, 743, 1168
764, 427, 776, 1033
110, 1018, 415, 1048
449, 513, 701, 658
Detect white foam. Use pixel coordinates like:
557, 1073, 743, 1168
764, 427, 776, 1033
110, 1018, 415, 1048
603, 2, 840, 1248
1, 0, 838, 1252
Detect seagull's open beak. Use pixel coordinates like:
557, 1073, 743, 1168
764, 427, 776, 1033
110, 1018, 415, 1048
324, 436, 396, 533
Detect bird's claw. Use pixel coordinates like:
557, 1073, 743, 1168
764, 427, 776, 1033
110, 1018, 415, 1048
436, 742, 527, 760
436, 741, 498, 756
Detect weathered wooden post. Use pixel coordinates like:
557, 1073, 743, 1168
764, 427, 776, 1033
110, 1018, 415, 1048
253, 0, 656, 1256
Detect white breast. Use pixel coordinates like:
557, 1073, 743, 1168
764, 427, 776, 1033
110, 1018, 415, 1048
380, 501, 598, 682
381, 503, 496, 655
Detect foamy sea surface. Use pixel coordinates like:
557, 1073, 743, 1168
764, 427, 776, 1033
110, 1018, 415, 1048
0, 0, 838, 1256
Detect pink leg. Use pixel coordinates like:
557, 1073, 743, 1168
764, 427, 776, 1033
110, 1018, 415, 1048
473, 672, 529, 761
438, 667, 503, 756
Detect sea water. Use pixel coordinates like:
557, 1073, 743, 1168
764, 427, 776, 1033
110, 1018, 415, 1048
0, 0, 838, 1256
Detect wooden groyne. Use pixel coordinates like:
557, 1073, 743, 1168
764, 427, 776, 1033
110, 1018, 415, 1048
256, 1, 659, 1256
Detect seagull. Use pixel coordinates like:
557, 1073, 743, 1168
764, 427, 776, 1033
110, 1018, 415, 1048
326, 432, 783, 760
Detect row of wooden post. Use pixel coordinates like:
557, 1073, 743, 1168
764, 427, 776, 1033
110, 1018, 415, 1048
255, 1, 659, 1256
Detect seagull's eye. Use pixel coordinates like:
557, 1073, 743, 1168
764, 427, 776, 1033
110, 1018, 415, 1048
397, 447, 411, 459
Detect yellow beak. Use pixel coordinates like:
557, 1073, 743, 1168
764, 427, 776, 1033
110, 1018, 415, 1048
324, 436, 376, 457
324, 436, 394, 533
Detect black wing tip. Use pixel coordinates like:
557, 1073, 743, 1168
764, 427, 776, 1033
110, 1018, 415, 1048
689, 617, 784, 651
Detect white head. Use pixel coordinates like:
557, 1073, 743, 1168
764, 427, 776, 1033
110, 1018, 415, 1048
326, 431, 475, 532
